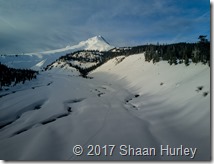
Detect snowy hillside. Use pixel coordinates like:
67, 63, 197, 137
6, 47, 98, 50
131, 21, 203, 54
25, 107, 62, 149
45, 50, 105, 77
0, 52, 210, 160
48, 51, 103, 69
92, 54, 210, 160
0, 36, 114, 70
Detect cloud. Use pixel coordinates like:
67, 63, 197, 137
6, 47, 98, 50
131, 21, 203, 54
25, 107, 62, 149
0, 0, 210, 54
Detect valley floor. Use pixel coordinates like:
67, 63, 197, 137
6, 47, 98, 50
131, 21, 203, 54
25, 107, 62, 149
0, 54, 210, 160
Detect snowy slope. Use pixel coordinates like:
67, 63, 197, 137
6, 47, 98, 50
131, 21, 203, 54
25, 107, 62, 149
0, 36, 114, 70
92, 54, 210, 159
46, 50, 104, 73
0, 53, 210, 160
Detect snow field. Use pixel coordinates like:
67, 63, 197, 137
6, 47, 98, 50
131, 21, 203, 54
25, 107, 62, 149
0, 53, 210, 160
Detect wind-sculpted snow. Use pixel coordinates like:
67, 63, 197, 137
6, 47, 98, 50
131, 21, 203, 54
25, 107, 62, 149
0, 53, 210, 160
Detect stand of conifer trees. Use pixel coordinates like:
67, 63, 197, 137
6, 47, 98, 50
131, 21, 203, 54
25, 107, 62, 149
0, 63, 38, 89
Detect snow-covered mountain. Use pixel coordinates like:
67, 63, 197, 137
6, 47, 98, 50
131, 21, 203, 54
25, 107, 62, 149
65, 35, 113, 52
0, 36, 114, 70
35, 35, 113, 55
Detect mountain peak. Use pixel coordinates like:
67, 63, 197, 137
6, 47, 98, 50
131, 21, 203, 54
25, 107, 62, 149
96, 35, 110, 45
86, 35, 109, 44
78, 35, 113, 51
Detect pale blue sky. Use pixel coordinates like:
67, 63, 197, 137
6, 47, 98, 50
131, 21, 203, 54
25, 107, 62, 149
0, 0, 210, 54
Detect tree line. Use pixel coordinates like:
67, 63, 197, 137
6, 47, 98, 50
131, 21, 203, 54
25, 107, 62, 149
117, 35, 210, 66
0, 63, 38, 89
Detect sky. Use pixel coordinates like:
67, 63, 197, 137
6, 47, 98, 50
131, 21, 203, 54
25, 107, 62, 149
0, 0, 211, 54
